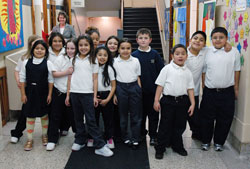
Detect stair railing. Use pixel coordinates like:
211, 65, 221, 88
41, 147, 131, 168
121, 0, 124, 28
156, 0, 169, 63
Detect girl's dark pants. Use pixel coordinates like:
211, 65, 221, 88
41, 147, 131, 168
11, 105, 26, 138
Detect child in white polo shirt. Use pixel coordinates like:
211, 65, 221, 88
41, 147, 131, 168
154, 44, 195, 159
200, 27, 241, 151
69, 35, 113, 157
113, 38, 142, 149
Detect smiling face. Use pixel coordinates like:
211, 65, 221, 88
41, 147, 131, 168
66, 42, 76, 58
58, 14, 66, 25
34, 44, 46, 59
211, 32, 228, 49
107, 38, 118, 53
96, 49, 108, 65
190, 34, 206, 52
78, 39, 90, 57
118, 42, 132, 59
172, 47, 187, 66
90, 32, 100, 49
52, 36, 63, 53
136, 33, 152, 50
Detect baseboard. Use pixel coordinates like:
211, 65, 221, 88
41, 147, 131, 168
228, 131, 250, 155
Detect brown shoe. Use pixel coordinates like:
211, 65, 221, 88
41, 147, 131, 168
42, 135, 48, 146
24, 140, 33, 151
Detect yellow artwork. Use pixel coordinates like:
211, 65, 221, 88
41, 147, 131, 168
244, 12, 248, 23
173, 38, 175, 47
174, 21, 177, 33
226, 0, 230, 6
173, 9, 176, 21
240, 28, 244, 39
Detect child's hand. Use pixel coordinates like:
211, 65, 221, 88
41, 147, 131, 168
188, 104, 195, 116
21, 95, 27, 104
225, 42, 232, 52
65, 96, 70, 106
67, 67, 74, 75
234, 88, 239, 99
153, 101, 160, 112
17, 81, 21, 89
94, 97, 98, 107
99, 99, 108, 106
113, 95, 118, 105
47, 95, 52, 104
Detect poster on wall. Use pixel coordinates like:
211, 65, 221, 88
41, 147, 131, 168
0, 0, 24, 53
236, 0, 246, 12
202, 0, 216, 46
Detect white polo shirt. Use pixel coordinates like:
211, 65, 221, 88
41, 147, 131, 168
155, 61, 194, 96
19, 57, 54, 83
113, 55, 141, 83
186, 47, 207, 96
203, 47, 241, 88
98, 65, 115, 92
15, 57, 24, 72
70, 55, 99, 93
48, 47, 65, 63
52, 55, 71, 93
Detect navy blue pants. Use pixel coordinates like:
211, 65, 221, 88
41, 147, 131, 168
11, 105, 26, 138
187, 96, 200, 135
141, 92, 159, 139
95, 91, 114, 140
70, 93, 105, 149
200, 86, 235, 145
155, 95, 189, 154
116, 81, 142, 142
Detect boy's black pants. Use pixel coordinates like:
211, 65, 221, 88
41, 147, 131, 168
155, 95, 189, 154
116, 81, 142, 143
200, 86, 235, 145
11, 105, 26, 138
187, 96, 200, 136
141, 92, 159, 139
95, 91, 114, 140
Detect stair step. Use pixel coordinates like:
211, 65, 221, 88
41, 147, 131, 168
124, 22, 159, 26
124, 34, 160, 39
123, 30, 160, 34
124, 8, 156, 11
123, 17, 157, 22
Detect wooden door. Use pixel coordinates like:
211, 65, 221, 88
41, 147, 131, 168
0, 68, 9, 126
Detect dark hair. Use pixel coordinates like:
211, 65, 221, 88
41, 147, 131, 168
136, 28, 152, 38
85, 26, 100, 37
118, 38, 133, 51
211, 27, 228, 38
105, 35, 120, 58
30, 40, 49, 59
49, 32, 65, 48
191, 31, 207, 42
57, 11, 68, 23
171, 44, 187, 54
95, 46, 116, 87
64, 38, 77, 58
72, 35, 95, 67
22, 35, 41, 60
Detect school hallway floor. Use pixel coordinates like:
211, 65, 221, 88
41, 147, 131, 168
0, 120, 250, 169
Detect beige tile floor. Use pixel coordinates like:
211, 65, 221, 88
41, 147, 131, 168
0, 120, 250, 169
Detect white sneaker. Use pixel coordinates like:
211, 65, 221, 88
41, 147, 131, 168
46, 142, 56, 151
107, 138, 115, 149
87, 139, 94, 147
72, 143, 85, 151
95, 145, 114, 157
10, 137, 18, 144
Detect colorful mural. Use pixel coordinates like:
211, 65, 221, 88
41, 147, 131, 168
0, 0, 24, 53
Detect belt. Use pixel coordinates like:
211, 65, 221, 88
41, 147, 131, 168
205, 86, 233, 92
54, 87, 66, 96
163, 95, 188, 103
116, 81, 138, 86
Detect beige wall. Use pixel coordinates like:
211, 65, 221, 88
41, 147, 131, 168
124, 0, 155, 8
72, 7, 89, 36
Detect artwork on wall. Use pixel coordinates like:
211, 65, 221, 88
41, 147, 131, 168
0, 0, 24, 53
202, 0, 216, 46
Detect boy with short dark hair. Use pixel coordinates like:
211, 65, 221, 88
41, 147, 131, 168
132, 28, 164, 145
200, 27, 241, 151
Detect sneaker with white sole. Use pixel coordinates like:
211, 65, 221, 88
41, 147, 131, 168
46, 142, 56, 151
201, 143, 210, 151
214, 144, 223, 151
95, 145, 114, 157
10, 137, 18, 144
107, 138, 115, 149
87, 139, 94, 147
72, 143, 85, 151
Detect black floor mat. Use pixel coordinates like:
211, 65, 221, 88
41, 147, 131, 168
65, 140, 150, 169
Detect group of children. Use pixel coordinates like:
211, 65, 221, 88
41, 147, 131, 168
10, 25, 240, 159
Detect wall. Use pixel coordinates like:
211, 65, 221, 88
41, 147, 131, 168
124, 0, 155, 8
72, 7, 89, 36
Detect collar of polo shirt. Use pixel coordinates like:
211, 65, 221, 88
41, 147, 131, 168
138, 46, 151, 52
76, 54, 90, 60
213, 46, 225, 52
170, 60, 187, 70
117, 55, 133, 62
187, 46, 205, 57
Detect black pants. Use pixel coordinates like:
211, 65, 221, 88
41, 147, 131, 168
48, 88, 76, 143
11, 105, 26, 138
95, 91, 114, 140
113, 104, 121, 140
155, 95, 189, 154
116, 81, 142, 142
200, 86, 235, 145
141, 92, 159, 139
187, 96, 200, 135
71, 93, 105, 149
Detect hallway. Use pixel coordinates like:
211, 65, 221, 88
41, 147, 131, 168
0, 121, 249, 169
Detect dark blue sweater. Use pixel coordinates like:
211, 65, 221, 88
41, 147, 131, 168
132, 49, 164, 94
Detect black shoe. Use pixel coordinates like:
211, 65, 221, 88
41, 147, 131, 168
173, 148, 188, 156
150, 138, 157, 146
131, 142, 139, 150
155, 152, 164, 159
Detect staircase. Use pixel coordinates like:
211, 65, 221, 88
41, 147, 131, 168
123, 8, 163, 58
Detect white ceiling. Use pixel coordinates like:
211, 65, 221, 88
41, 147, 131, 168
85, 0, 121, 11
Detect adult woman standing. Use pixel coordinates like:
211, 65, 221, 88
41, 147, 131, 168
52, 11, 76, 40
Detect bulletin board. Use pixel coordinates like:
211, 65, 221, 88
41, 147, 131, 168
173, 6, 187, 46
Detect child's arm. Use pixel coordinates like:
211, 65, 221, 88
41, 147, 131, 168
93, 73, 98, 107
65, 75, 72, 106
187, 89, 195, 116
47, 83, 53, 104
99, 80, 116, 106
224, 42, 232, 52
20, 82, 27, 103
52, 67, 73, 78
234, 71, 240, 99
202, 73, 205, 88
153, 85, 163, 112
137, 77, 142, 88
14, 71, 21, 89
